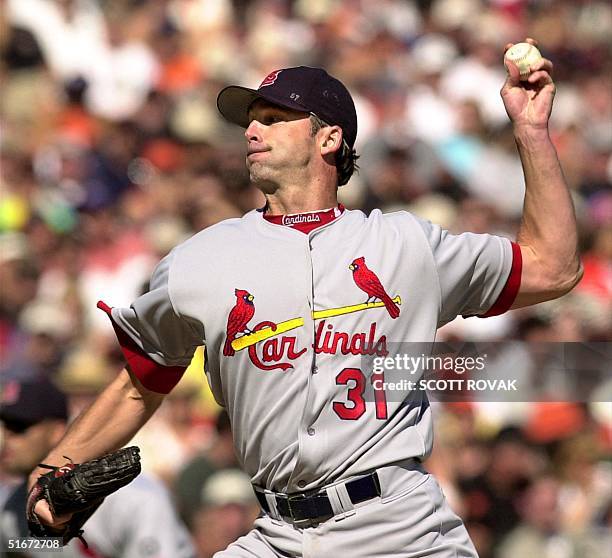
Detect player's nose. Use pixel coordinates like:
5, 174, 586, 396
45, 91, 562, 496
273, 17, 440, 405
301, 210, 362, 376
245, 120, 264, 142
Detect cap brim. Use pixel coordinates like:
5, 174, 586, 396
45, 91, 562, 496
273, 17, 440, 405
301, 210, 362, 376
217, 86, 260, 128
217, 86, 309, 129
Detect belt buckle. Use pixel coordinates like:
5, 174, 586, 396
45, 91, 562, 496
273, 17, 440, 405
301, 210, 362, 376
286, 493, 315, 527
287, 492, 333, 528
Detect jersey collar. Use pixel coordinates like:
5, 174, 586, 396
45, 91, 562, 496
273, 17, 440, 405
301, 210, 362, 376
262, 204, 345, 234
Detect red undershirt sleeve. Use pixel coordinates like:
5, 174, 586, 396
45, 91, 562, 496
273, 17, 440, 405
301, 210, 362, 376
479, 242, 522, 318
97, 301, 187, 394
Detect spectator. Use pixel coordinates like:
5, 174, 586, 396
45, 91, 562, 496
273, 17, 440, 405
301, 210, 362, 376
0, 377, 195, 557
191, 469, 260, 558
174, 410, 239, 528
497, 475, 564, 558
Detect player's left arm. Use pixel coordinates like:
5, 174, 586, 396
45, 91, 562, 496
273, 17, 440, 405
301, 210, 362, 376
501, 38, 583, 309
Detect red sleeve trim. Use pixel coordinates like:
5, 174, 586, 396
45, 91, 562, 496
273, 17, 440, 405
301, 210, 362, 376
97, 301, 186, 394
479, 242, 522, 318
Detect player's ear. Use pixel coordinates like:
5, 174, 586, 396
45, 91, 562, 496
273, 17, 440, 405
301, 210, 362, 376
319, 126, 342, 157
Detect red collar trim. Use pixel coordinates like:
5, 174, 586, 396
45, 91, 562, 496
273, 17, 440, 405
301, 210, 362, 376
263, 204, 345, 234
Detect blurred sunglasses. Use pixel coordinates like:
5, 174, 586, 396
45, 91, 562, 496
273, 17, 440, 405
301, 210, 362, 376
0, 418, 36, 434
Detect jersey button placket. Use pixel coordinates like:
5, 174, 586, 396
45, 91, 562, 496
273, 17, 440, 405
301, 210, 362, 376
288, 235, 318, 492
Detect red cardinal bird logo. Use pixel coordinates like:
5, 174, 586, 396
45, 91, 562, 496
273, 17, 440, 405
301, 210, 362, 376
224, 289, 256, 356
349, 257, 400, 319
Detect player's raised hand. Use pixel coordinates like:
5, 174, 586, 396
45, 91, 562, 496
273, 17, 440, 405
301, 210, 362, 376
501, 38, 555, 130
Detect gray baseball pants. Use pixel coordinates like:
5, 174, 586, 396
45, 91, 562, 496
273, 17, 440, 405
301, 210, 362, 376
214, 463, 478, 558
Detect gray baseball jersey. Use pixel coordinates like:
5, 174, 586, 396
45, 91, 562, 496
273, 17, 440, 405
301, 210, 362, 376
99, 206, 520, 494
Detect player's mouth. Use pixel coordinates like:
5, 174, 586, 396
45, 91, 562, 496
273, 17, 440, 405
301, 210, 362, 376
247, 147, 271, 158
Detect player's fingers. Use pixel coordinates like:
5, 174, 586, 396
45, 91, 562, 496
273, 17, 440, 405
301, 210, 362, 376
527, 70, 553, 86
53, 515, 74, 527
530, 57, 553, 75
503, 58, 521, 85
525, 37, 539, 47
504, 42, 514, 54
33, 499, 73, 526
33, 499, 55, 524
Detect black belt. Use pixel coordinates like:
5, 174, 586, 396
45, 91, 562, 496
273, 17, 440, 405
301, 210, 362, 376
255, 473, 381, 524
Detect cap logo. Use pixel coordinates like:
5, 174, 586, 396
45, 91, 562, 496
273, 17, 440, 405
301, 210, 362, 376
260, 70, 282, 88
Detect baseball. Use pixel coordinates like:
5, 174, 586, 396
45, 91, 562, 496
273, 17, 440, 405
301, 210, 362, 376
504, 42, 542, 80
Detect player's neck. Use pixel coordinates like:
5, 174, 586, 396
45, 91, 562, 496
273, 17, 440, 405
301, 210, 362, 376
263, 187, 338, 215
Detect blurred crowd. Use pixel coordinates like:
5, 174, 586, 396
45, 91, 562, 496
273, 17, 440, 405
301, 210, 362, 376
0, 0, 610, 557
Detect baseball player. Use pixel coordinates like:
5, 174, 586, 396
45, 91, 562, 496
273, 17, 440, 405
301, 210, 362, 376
29, 38, 582, 556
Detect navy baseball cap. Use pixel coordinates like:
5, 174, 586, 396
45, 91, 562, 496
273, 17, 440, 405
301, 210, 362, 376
217, 66, 358, 149
0, 378, 68, 429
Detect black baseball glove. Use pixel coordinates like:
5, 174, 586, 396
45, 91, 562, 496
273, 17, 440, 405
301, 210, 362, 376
26, 446, 141, 546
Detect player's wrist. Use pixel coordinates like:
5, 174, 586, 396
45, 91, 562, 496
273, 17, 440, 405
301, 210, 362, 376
512, 124, 551, 145
27, 454, 74, 490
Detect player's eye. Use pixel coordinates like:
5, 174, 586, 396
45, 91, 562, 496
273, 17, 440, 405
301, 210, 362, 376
262, 114, 283, 125
248, 111, 288, 126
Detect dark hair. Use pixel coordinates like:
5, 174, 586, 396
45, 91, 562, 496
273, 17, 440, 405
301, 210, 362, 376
310, 114, 359, 186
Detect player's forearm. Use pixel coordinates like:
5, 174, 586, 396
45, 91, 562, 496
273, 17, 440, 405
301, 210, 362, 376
34, 368, 164, 469
514, 126, 582, 303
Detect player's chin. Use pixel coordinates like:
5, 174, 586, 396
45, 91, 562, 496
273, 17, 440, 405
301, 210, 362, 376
249, 172, 278, 194
246, 157, 263, 175
248, 163, 263, 180
248, 161, 271, 179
